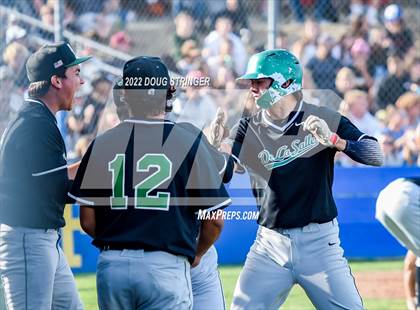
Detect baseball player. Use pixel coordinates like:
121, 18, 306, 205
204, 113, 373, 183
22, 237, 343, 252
376, 177, 420, 310
112, 78, 231, 310
69, 56, 232, 309
0, 42, 89, 309
216, 49, 383, 309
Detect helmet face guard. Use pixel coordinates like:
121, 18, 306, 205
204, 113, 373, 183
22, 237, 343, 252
238, 49, 303, 109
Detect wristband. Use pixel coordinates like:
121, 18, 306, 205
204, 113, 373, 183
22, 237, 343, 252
330, 133, 339, 145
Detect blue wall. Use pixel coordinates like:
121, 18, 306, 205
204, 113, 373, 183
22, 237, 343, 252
63, 167, 419, 273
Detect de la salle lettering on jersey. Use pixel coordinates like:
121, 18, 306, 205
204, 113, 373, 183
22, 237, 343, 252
258, 134, 319, 170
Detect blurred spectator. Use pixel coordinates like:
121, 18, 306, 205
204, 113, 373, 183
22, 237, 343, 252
342, 90, 383, 137
332, 15, 368, 67
367, 27, 388, 81
2, 42, 30, 89
291, 20, 320, 67
212, 65, 236, 90
79, 0, 136, 43
207, 38, 236, 80
377, 54, 409, 109
395, 124, 420, 166
176, 40, 201, 75
395, 92, 420, 128
81, 72, 113, 136
94, 0, 122, 42
204, 0, 227, 19
381, 106, 409, 140
172, 71, 217, 129
173, 10, 198, 62
275, 31, 289, 50
383, 4, 414, 57
349, 0, 383, 26
67, 72, 113, 147
113, 0, 137, 27
377, 133, 404, 166
69, 0, 103, 15
349, 38, 374, 91
63, 1, 78, 32
107, 31, 133, 68
406, 57, 420, 94
306, 35, 342, 91
335, 67, 356, 98
331, 15, 368, 66
172, 0, 208, 23
349, 15, 369, 41
289, 0, 338, 23
332, 33, 354, 67
203, 14, 247, 76
109, 31, 133, 53
38, 4, 54, 41
5, 0, 44, 17
0, 66, 24, 135
289, 0, 305, 23
5, 23, 27, 46
213, 0, 248, 35
67, 92, 88, 150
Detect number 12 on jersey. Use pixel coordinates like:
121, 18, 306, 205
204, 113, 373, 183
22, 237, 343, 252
108, 153, 173, 211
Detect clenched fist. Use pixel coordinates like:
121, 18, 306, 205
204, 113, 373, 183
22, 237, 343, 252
303, 115, 338, 148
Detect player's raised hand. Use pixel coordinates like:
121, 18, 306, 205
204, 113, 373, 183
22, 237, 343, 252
208, 107, 230, 149
303, 115, 338, 148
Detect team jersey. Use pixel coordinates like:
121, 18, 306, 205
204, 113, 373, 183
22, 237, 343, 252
0, 99, 70, 229
228, 101, 374, 229
69, 119, 231, 262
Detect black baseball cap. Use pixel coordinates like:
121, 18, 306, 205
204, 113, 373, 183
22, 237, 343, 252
122, 56, 170, 90
26, 42, 91, 83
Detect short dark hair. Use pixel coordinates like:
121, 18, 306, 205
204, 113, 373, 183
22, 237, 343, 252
124, 89, 168, 118
27, 69, 67, 98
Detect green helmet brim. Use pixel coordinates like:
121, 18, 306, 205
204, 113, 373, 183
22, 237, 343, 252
237, 72, 263, 80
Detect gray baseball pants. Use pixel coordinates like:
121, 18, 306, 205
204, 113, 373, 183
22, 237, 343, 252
0, 224, 83, 310
231, 219, 364, 310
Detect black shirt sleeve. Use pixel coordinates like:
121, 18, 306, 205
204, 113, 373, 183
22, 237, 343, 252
337, 116, 376, 142
226, 118, 249, 166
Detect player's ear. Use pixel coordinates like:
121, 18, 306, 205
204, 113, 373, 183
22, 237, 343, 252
50, 75, 62, 89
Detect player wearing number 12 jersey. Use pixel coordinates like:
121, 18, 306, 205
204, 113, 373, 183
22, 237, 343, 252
68, 56, 231, 309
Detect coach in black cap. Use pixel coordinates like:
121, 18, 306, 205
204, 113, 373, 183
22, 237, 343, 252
0, 42, 90, 309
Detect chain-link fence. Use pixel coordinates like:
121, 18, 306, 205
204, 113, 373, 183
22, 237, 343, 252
0, 0, 419, 166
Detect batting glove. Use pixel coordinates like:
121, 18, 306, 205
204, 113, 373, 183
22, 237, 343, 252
208, 107, 230, 149
303, 115, 339, 148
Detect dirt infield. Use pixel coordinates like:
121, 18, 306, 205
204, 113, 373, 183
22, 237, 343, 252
354, 270, 404, 299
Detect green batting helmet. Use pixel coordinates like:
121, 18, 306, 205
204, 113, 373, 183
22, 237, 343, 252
238, 49, 303, 109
